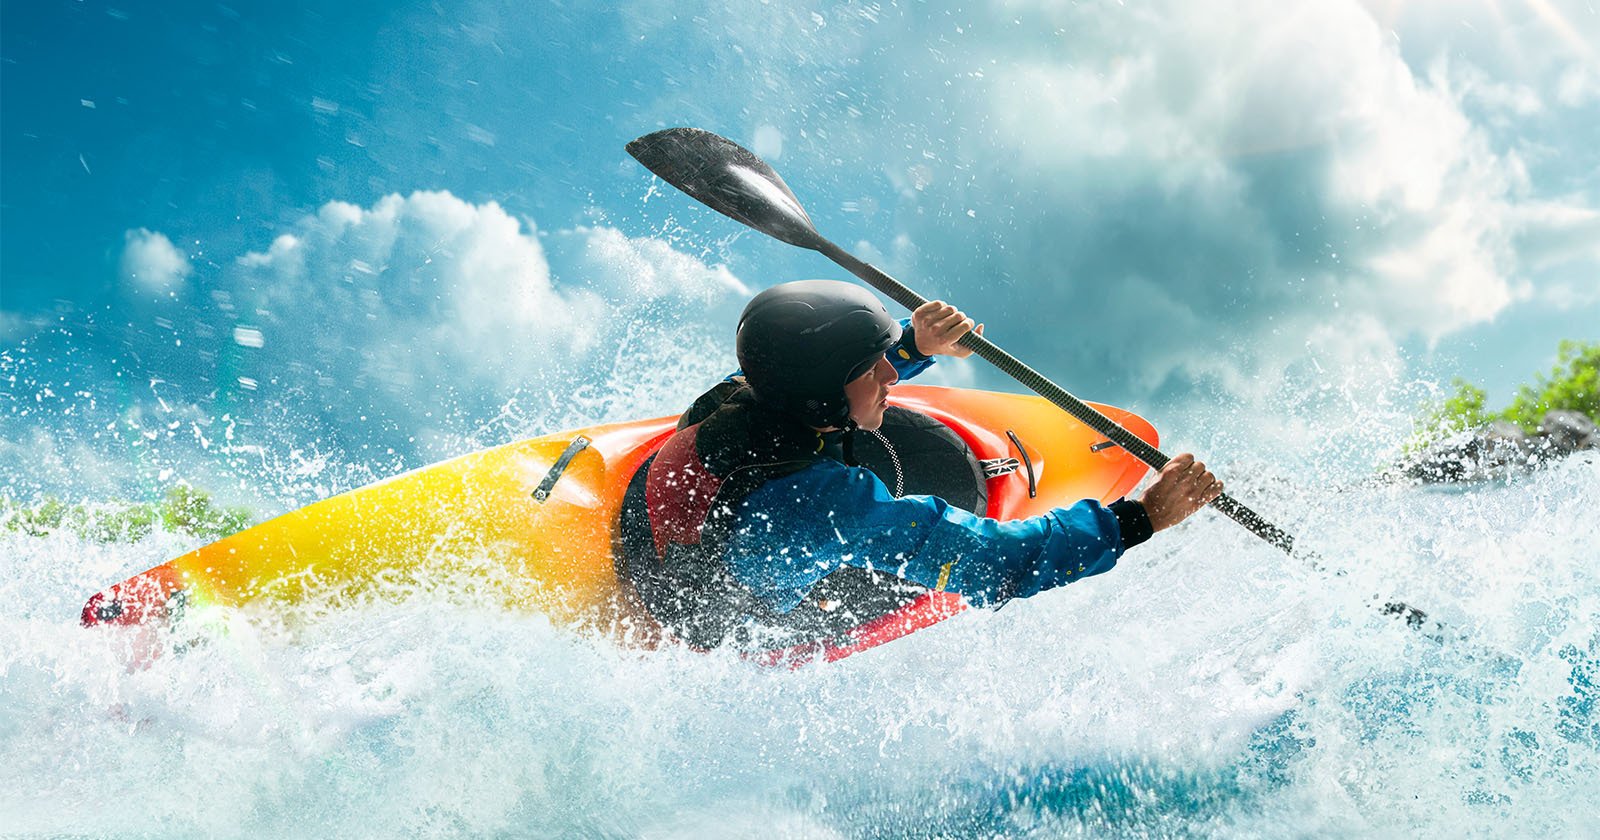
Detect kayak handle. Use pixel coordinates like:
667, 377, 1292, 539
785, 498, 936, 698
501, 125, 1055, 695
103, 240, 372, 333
1005, 429, 1037, 499
533, 436, 592, 503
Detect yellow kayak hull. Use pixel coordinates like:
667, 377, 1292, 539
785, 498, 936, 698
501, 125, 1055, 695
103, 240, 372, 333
82, 385, 1158, 648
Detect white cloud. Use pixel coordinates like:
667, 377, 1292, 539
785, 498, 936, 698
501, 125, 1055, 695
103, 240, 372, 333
1359, 0, 1600, 91
232, 192, 592, 396
1512, 200, 1600, 308
982, 1, 1530, 342
1451, 63, 1544, 119
636, 0, 1599, 406
1556, 64, 1600, 106
1512, 201, 1600, 273
119, 228, 192, 294
568, 226, 750, 303
225, 191, 745, 414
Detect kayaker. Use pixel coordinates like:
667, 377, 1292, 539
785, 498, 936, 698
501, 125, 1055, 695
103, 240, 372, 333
619, 280, 1222, 650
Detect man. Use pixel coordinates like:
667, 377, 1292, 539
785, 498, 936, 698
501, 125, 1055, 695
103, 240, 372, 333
620, 280, 1221, 651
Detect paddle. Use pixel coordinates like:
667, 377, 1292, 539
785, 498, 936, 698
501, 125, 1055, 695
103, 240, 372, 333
627, 126, 1434, 634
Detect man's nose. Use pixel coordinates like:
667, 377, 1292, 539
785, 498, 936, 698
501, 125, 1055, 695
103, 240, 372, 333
881, 356, 899, 386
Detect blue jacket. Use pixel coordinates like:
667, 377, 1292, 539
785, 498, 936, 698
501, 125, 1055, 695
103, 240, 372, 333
719, 326, 1151, 614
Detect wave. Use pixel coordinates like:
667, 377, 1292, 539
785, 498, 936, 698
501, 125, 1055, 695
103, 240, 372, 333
3, 452, 1597, 836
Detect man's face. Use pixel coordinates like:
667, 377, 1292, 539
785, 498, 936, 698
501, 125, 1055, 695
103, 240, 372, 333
843, 354, 899, 430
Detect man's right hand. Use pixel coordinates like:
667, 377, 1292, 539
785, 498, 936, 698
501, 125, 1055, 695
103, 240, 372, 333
1139, 453, 1223, 532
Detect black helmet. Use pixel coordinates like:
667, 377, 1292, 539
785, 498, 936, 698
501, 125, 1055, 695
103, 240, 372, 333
737, 280, 901, 428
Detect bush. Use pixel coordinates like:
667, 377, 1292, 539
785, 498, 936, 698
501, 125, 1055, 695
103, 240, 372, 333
1500, 340, 1600, 433
1, 486, 254, 543
1410, 340, 1599, 448
1409, 378, 1491, 453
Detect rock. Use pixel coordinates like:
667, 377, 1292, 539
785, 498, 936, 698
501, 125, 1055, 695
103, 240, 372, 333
1482, 420, 1530, 460
1403, 429, 1489, 482
1401, 411, 1600, 482
1538, 409, 1600, 454
1403, 422, 1530, 482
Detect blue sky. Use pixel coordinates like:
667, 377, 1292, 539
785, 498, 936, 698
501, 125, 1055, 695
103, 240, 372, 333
2, 0, 1597, 500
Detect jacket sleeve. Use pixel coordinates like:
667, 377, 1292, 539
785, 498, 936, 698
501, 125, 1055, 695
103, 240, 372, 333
724, 460, 1131, 613
887, 318, 935, 380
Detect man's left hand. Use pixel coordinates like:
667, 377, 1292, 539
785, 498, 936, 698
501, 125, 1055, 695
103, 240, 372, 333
912, 300, 982, 358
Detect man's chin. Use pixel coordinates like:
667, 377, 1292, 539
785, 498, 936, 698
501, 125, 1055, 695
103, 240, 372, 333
852, 412, 886, 431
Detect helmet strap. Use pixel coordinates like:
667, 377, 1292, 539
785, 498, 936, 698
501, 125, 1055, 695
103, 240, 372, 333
840, 418, 859, 466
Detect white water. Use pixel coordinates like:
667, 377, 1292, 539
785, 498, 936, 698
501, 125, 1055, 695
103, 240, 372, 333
3, 445, 1597, 838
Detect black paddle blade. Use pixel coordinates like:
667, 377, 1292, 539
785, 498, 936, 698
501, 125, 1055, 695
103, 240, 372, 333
626, 128, 826, 250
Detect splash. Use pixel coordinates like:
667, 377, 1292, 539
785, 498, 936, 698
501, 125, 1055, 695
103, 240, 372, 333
4, 331, 1599, 836
4, 440, 1598, 836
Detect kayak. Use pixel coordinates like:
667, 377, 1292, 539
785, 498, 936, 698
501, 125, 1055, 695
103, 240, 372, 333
81, 385, 1158, 662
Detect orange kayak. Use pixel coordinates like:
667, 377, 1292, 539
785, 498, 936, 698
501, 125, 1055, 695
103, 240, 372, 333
81, 385, 1157, 661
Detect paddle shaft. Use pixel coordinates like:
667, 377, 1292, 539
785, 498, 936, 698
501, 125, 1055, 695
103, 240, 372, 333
824, 241, 1443, 630
625, 127, 1435, 634
819, 241, 1303, 554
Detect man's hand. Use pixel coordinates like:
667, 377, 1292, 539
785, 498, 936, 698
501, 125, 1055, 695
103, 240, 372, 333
1139, 453, 1223, 532
912, 300, 983, 358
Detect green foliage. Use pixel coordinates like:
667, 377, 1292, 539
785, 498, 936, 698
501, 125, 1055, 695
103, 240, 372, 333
1409, 378, 1491, 452
1411, 340, 1600, 448
1500, 340, 1600, 433
1, 485, 254, 544
157, 484, 254, 538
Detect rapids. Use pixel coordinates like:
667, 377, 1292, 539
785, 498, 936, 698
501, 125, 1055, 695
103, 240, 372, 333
3, 444, 1596, 837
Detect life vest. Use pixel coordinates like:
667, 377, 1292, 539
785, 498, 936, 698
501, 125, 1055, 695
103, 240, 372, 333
617, 385, 940, 651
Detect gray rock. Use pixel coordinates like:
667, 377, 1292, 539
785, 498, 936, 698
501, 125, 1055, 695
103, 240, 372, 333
1483, 420, 1529, 454
1403, 429, 1490, 482
1481, 421, 1539, 472
1538, 409, 1600, 453
1402, 421, 1530, 482
1401, 411, 1600, 482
